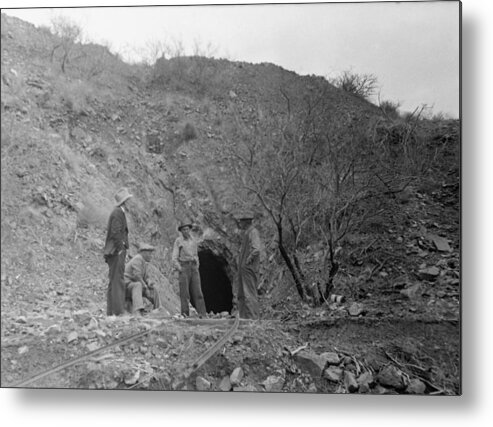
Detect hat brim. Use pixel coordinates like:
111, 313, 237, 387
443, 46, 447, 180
116, 194, 133, 206
178, 223, 193, 231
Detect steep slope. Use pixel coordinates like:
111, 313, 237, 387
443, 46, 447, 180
1, 14, 460, 393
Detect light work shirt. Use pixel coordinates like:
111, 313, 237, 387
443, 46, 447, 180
172, 234, 201, 268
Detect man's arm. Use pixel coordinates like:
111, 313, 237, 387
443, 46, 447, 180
171, 237, 182, 271
191, 224, 204, 265
246, 228, 261, 264
130, 257, 149, 290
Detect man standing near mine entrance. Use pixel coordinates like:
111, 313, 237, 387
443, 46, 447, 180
124, 243, 162, 316
234, 210, 262, 319
103, 187, 132, 316
172, 220, 207, 318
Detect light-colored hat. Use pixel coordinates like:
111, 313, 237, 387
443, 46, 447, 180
114, 187, 133, 206
138, 243, 155, 252
235, 210, 254, 220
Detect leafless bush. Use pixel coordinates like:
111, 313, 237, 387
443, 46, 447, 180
331, 70, 378, 100
228, 84, 419, 305
53, 78, 93, 114
379, 99, 401, 119
49, 15, 83, 73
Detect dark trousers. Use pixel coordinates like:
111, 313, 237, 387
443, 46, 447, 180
106, 250, 126, 315
237, 260, 260, 319
178, 262, 206, 316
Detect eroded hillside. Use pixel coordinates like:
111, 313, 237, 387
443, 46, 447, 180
1, 14, 460, 394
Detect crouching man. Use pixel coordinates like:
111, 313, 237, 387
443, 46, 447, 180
124, 243, 161, 316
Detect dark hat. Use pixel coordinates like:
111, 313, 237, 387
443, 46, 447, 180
138, 243, 155, 252
235, 210, 254, 220
178, 221, 193, 232
114, 187, 133, 206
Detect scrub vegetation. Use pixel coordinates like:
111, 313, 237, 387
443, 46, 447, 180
1, 14, 459, 394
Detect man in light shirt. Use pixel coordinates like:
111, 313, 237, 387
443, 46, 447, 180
171, 221, 207, 317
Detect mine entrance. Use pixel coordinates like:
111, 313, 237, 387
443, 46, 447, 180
198, 249, 233, 314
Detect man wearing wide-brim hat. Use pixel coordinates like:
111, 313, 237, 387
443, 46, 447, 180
171, 220, 207, 317
233, 210, 262, 319
103, 187, 132, 316
124, 243, 161, 316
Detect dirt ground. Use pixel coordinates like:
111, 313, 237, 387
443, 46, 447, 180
0, 13, 460, 395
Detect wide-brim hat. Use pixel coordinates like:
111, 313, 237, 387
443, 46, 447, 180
235, 210, 254, 220
178, 221, 193, 231
138, 243, 156, 252
115, 187, 133, 206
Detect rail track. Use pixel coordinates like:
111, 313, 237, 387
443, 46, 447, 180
11, 314, 242, 389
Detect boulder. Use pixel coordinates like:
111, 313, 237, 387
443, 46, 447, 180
16, 316, 27, 324
86, 342, 99, 352
344, 371, 359, 393
307, 383, 318, 393
294, 351, 327, 378
87, 317, 99, 330
94, 329, 106, 338
348, 302, 365, 316
262, 375, 284, 392
18, 346, 29, 355
45, 324, 62, 335
357, 371, 374, 393
196, 376, 211, 391
320, 352, 340, 366
406, 378, 426, 394
73, 310, 92, 325
219, 376, 232, 391
357, 371, 374, 387
67, 331, 78, 343
230, 367, 244, 386
418, 266, 440, 281
400, 283, 422, 300
323, 367, 343, 383
372, 384, 391, 395
376, 365, 406, 390
123, 369, 140, 386
427, 234, 452, 252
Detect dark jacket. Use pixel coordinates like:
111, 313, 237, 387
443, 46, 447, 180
103, 206, 129, 257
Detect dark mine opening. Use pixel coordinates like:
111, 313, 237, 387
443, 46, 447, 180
198, 249, 233, 314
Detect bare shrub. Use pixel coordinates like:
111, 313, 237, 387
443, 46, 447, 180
331, 70, 378, 100
53, 78, 93, 114
71, 43, 117, 80
379, 99, 401, 119
49, 15, 83, 73
228, 83, 417, 305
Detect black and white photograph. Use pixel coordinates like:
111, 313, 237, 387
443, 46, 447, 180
1, 0, 465, 408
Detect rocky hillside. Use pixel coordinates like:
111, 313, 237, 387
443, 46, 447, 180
1, 13, 460, 393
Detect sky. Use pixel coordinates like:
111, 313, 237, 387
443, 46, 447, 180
2, 1, 460, 118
